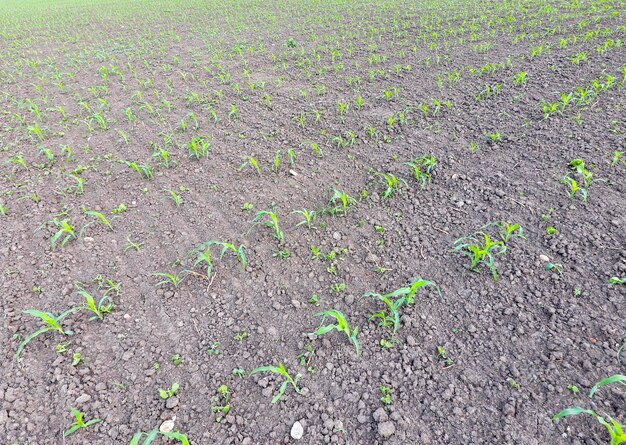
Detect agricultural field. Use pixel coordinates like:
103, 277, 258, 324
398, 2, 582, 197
1, 0, 625, 443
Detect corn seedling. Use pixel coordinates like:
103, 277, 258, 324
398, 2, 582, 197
406, 155, 437, 188
43, 218, 76, 250
124, 235, 143, 253
313, 309, 360, 357
452, 232, 507, 280
83, 210, 113, 231
250, 362, 302, 404
487, 221, 525, 243
364, 277, 441, 334
251, 209, 284, 242
211, 385, 231, 422
159, 382, 179, 400
125, 161, 153, 179
553, 375, 626, 444
63, 408, 102, 437
238, 155, 261, 175
292, 209, 317, 229
187, 136, 210, 159
130, 430, 190, 445
167, 189, 183, 207
75, 287, 113, 321
363, 290, 408, 334
152, 271, 187, 288
374, 172, 406, 199
328, 189, 357, 216
610, 151, 625, 167
16, 307, 82, 362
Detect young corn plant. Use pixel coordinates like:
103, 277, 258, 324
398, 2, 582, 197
374, 172, 406, 199
553, 375, 626, 444
249, 362, 302, 404
363, 291, 408, 334
75, 287, 113, 321
125, 161, 153, 179
16, 307, 82, 362
452, 232, 507, 281
328, 189, 357, 216
406, 155, 438, 189
43, 219, 76, 249
312, 310, 360, 357
152, 271, 188, 289
238, 155, 261, 175
130, 430, 190, 445
292, 209, 317, 229
488, 221, 525, 243
81, 210, 114, 234
251, 209, 284, 242
187, 136, 210, 159
63, 408, 102, 437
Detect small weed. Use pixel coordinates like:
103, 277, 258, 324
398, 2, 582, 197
63, 408, 102, 437
437, 346, 454, 367
379, 385, 392, 407
211, 385, 231, 422
159, 382, 179, 400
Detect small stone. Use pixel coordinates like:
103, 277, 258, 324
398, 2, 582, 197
539, 255, 550, 262
373, 407, 388, 422
291, 421, 304, 440
366, 252, 379, 264
406, 335, 416, 346
165, 397, 179, 409
344, 294, 354, 305
377, 421, 396, 438
159, 419, 175, 433
95, 383, 107, 392
332, 231, 341, 241
75, 394, 92, 405
289, 170, 298, 177
123, 314, 131, 319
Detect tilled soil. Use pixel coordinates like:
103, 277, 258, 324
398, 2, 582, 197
1, 0, 625, 444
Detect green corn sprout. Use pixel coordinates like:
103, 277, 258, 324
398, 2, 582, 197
125, 161, 153, 179
363, 291, 408, 334
553, 375, 626, 445
560, 175, 586, 201
489, 221, 525, 243
452, 232, 507, 281
609, 277, 626, 285
152, 271, 188, 289
274, 150, 281, 173
250, 362, 302, 404
167, 189, 183, 207
188, 241, 247, 276
406, 155, 438, 188
251, 209, 284, 242
238, 155, 261, 175
43, 219, 76, 250
374, 172, 406, 199
63, 408, 102, 437
328, 189, 357, 216
610, 151, 625, 167
130, 430, 190, 445
188, 136, 210, 159
83, 210, 113, 231
292, 209, 317, 229
16, 307, 82, 362
75, 288, 113, 321
313, 309, 360, 357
